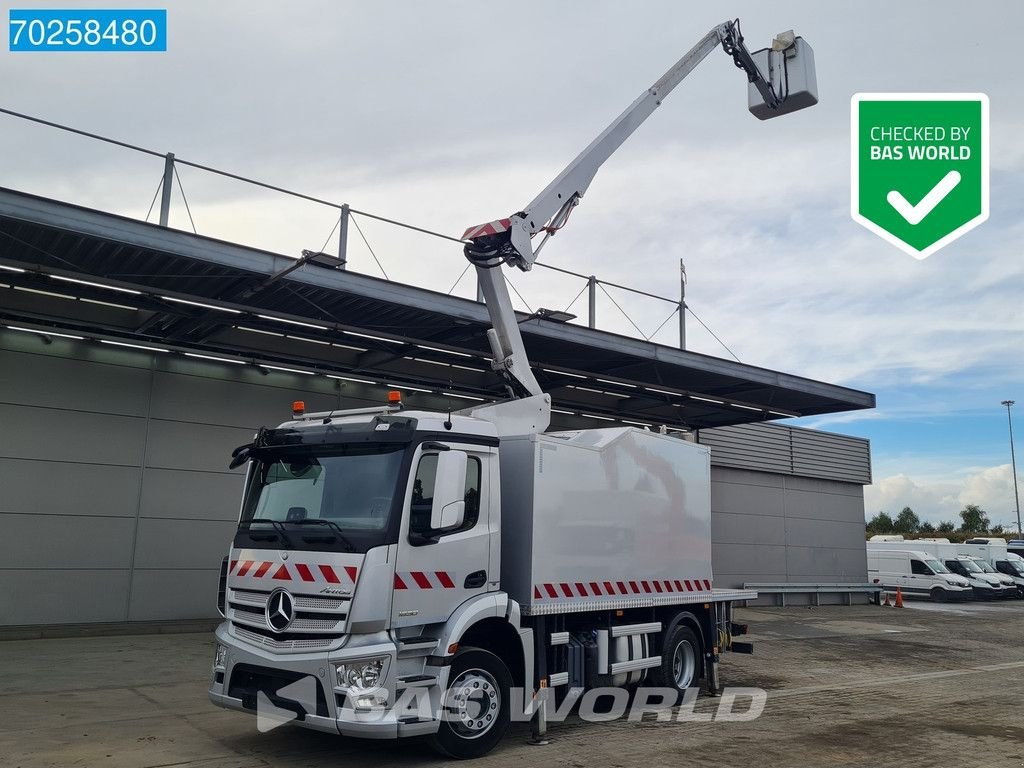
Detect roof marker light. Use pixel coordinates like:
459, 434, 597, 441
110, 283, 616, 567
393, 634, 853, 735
387, 391, 402, 404
293, 400, 306, 416
50, 275, 142, 295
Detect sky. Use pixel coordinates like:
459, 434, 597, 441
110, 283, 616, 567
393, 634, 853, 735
1, 1, 1022, 525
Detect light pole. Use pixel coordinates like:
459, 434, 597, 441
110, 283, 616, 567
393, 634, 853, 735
1002, 400, 1021, 538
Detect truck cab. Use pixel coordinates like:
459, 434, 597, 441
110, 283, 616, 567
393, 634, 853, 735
209, 403, 512, 746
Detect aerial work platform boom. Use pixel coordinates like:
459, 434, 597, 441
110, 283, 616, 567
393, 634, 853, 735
461, 19, 817, 406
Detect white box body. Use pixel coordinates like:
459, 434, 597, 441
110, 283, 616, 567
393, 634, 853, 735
498, 427, 713, 614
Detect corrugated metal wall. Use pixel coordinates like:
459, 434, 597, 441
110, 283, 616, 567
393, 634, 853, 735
698, 423, 871, 485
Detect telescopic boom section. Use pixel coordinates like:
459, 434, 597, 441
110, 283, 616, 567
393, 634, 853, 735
463, 19, 806, 400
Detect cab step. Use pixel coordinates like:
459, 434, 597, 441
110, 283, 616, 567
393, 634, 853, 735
397, 636, 439, 656
396, 673, 438, 689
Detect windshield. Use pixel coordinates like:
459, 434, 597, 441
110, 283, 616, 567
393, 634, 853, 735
957, 559, 983, 574
923, 558, 949, 574
973, 560, 997, 573
1006, 560, 1024, 575
237, 444, 407, 551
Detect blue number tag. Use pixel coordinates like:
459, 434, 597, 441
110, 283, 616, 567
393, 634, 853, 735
9, 9, 167, 52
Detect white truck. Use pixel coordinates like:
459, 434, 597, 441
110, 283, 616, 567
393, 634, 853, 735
208, 19, 818, 757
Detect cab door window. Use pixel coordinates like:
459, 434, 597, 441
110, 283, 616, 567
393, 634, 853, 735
409, 453, 482, 536
910, 559, 930, 575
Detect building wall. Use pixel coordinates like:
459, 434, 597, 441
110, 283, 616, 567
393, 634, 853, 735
0, 331, 872, 626
700, 424, 871, 604
0, 331, 356, 626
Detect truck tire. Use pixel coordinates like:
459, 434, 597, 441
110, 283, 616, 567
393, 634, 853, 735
649, 625, 702, 702
429, 648, 512, 760
930, 587, 947, 602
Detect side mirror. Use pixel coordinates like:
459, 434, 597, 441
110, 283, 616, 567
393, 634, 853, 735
228, 443, 252, 470
430, 450, 468, 531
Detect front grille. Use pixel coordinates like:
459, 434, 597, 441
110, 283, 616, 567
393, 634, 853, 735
227, 586, 350, 642
234, 626, 338, 651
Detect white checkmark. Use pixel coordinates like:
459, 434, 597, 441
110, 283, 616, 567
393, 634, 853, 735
886, 170, 961, 225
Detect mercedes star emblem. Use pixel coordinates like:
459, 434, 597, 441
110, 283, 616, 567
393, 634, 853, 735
266, 589, 295, 632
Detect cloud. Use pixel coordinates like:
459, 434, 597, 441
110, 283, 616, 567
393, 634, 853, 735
865, 464, 1022, 526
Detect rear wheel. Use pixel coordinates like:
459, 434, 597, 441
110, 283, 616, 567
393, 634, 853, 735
429, 648, 511, 759
930, 587, 947, 602
649, 625, 702, 702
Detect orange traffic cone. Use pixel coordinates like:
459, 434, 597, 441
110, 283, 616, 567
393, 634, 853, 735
882, 591, 891, 607
894, 587, 904, 608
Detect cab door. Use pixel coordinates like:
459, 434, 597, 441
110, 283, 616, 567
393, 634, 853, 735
391, 441, 494, 629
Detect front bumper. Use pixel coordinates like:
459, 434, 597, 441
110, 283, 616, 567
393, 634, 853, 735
207, 622, 442, 739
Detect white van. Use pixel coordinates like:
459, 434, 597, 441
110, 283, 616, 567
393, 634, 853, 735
960, 539, 1024, 598
871, 537, 1012, 599
865, 547, 973, 602
941, 554, 1014, 600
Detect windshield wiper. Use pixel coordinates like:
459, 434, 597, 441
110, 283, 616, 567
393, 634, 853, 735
244, 517, 293, 548
286, 519, 357, 552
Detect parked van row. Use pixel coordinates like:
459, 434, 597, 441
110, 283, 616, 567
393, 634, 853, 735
867, 536, 1023, 602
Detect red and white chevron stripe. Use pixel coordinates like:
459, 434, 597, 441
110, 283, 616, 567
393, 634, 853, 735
462, 218, 512, 240
394, 571, 457, 590
229, 559, 358, 586
532, 578, 712, 600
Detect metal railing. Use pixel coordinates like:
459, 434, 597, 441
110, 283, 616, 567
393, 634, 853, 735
0, 106, 728, 354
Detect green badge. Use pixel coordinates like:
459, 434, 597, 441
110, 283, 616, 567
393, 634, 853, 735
851, 93, 989, 259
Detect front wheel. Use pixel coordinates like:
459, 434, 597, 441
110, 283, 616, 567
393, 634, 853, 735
930, 587, 947, 602
648, 625, 702, 702
429, 648, 512, 759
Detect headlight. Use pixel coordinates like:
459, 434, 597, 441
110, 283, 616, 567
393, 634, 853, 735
946, 579, 963, 586
213, 644, 227, 670
335, 657, 388, 692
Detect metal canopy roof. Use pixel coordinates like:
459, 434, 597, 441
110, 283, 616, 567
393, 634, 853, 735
0, 187, 874, 430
